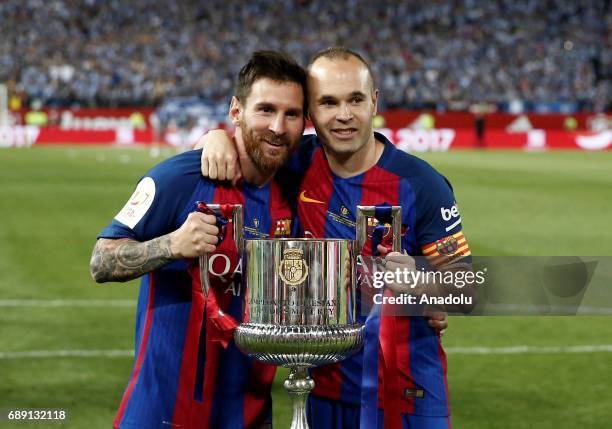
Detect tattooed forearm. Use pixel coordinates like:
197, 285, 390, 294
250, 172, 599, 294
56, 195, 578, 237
90, 236, 175, 283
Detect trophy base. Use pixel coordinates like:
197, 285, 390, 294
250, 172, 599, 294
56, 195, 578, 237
234, 323, 364, 367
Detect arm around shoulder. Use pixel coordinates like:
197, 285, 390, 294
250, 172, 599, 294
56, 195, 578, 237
196, 129, 240, 182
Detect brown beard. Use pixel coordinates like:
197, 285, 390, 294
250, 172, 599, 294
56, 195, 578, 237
242, 122, 294, 173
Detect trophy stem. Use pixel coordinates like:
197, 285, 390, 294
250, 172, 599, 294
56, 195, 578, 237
283, 366, 314, 429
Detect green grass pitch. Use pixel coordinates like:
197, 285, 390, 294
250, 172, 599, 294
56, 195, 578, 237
0, 146, 611, 428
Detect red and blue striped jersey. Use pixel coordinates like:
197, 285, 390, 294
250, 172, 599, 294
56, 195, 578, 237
293, 133, 471, 417
98, 150, 293, 429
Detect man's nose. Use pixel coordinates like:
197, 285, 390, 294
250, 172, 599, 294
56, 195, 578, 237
269, 114, 286, 135
336, 102, 353, 121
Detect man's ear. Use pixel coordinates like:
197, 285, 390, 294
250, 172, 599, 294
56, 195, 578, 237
371, 89, 379, 117
229, 96, 242, 126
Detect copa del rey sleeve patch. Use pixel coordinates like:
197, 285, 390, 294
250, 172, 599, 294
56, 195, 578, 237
114, 177, 156, 229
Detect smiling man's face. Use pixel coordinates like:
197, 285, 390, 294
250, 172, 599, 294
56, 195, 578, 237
232, 77, 305, 174
307, 55, 378, 159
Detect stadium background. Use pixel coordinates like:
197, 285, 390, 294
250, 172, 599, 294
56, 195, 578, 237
1, 0, 611, 428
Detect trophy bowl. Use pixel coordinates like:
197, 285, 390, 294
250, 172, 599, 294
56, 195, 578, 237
234, 238, 364, 429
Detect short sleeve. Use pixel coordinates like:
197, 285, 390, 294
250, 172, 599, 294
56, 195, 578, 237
98, 151, 204, 242
414, 172, 471, 267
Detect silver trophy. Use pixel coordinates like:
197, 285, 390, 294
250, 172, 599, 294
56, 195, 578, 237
234, 238, 363, 429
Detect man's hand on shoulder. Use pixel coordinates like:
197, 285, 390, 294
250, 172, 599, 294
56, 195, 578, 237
196, 130, 242, 184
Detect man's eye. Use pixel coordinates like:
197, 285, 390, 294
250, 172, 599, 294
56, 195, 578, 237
260, 107, 273, 113
351, 98, 364, 104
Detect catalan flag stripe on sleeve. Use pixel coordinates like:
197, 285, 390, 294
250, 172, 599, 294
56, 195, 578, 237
421, 231, 471, 268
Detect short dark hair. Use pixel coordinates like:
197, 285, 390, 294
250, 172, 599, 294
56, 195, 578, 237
235, 50, 307, 112
309, 46, 376, 90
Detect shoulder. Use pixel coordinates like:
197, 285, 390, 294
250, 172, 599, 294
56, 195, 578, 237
101, 150, 211, 238
281, 133, 322, 180
294, 133, 321, 162
300, 133, 320, 148
378, 135, 453, 193
139, 149, 214, 200
145, 149, 203, 184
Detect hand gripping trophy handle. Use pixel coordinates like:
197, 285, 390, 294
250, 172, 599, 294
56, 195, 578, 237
356, 205, 402, 254
198, 204, 243, 297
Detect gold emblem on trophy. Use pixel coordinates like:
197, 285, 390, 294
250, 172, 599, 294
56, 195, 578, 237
279, 248, 309, 286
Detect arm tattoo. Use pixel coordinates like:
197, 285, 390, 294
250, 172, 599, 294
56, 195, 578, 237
90, 236, 174, 283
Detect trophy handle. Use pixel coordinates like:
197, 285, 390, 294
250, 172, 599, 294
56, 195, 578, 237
199, 204, 243, 297
356, 205, 402, 253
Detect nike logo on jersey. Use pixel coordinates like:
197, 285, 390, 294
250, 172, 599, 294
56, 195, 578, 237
299, 190, 325, 205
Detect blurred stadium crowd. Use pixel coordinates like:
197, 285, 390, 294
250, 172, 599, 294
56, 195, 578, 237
1, 0, 610, 111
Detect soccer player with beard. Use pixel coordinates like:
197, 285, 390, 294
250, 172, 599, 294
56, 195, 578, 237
90, 51, 306, 429
197, 47, 470, 429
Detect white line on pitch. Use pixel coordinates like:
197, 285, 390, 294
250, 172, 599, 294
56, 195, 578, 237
3, 300, 612, 315
0, 349, 134, 359
2, 345, 612, 360
0, 299, 136, 307
445, 344, 612, 354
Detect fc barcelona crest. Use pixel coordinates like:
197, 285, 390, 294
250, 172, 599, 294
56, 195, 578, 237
278, 248, 309, 286
274, 218, 292, 237
436, 236, 459, 255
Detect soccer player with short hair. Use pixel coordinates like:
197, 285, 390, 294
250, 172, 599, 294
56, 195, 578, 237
198, 47, 470, 429
90, 50, 307, 429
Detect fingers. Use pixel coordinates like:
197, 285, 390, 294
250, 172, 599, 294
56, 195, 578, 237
198, 130, 238, 182
197, 242, 217, 254
190, 212, 216, 225
225, 160, 235, 182
218, 151, 240, 182
384, 258, 415, 273
385, 252, 411, 263
431, 319, 448, 331
425, 309, 448, 324
384, 251, 416, 274
231, 168, 243, 186
194, 134, 206, 150
376, 244, 389, 255
425, 311, 448, 330
208, 158, 218, 180
176, 213, 221, 256
201, 155, 209, 177
203, 154, 238, 182
192, 213, 219, 237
